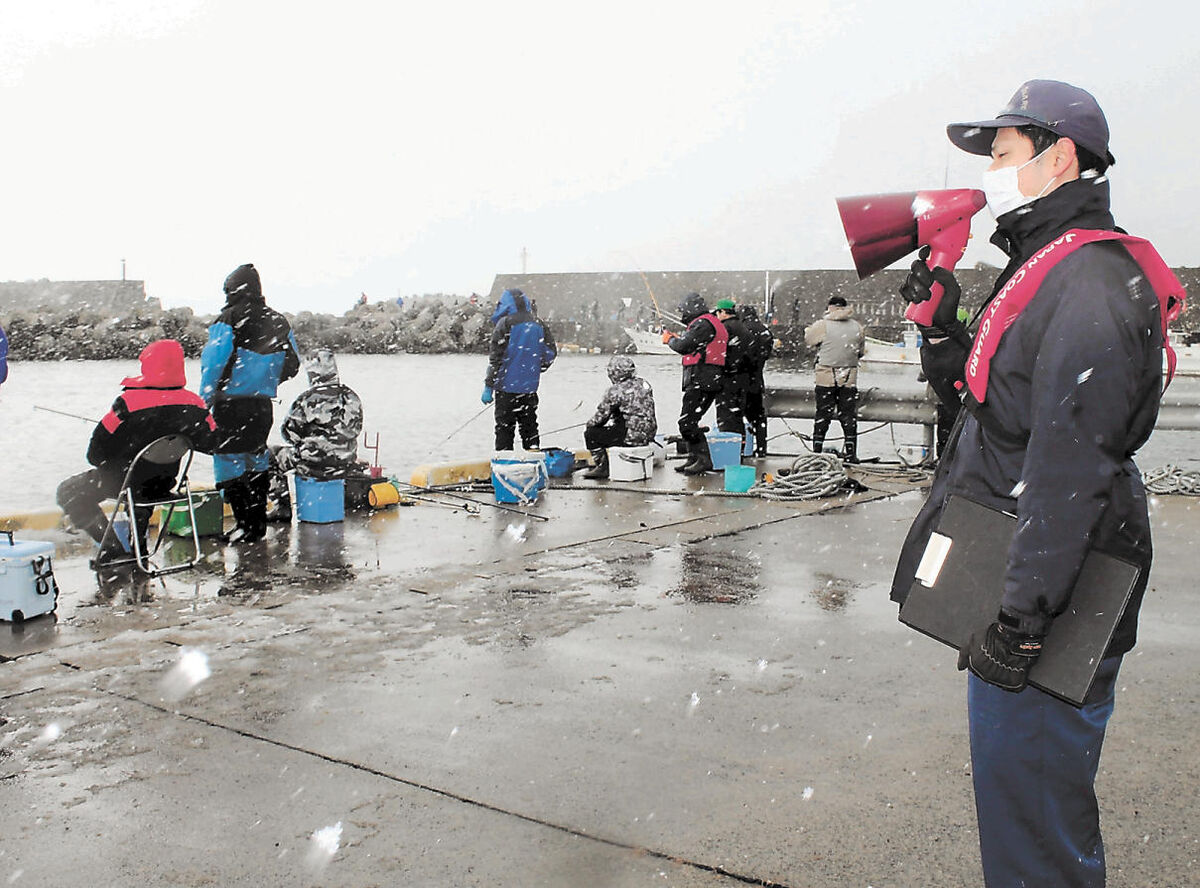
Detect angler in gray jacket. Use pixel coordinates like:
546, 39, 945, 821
580, 356, 658, 479
803, 296, 865, 461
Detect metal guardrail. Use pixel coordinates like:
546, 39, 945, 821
766, 373, 1200, 431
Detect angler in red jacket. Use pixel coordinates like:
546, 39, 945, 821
663, 292, 728, 475
57, 340, 216, 560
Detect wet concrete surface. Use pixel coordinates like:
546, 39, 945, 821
1, 466, 1198, 887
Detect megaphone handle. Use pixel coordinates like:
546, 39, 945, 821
904, 279, 947, 326
904, 231, 967, 326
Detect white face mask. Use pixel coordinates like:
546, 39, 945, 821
981, 146, 1058, 218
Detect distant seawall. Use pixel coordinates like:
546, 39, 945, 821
0, 279, 155, 315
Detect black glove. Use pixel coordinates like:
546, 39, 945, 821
957, 615, 1044, 693
899, 246, 968, 343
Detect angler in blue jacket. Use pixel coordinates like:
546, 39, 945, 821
200, 263, 300, 543
0, 321, 8, 386
482, 288, 557, 450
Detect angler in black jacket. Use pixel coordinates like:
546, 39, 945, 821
891, 80, 1183, 887
737, 304, 773, 457
57, 339, 217, 559
713, 299, 749, 443
200, 264, 300, 543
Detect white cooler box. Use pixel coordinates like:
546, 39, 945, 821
609, 445, 655, 482
0, 532, 59, 622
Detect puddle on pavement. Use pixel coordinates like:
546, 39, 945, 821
809, 571, 860, 612
667, 542, 762, 605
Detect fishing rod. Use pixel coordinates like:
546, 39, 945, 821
35, 405, 98, 423
626, 264, 682, 327
395, 478, 550, 522
398, 490, 482, 514
440, 401, 494, 445
539, 421, 587, 438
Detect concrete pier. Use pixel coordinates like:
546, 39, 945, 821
2, 461, 1197, 886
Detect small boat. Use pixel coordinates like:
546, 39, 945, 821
623, 327, 675, 356
861, 331, 922, 366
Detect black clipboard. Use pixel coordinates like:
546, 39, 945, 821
900, 495, 1140, 706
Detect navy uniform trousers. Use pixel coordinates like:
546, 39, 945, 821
968, 655, 1122, 888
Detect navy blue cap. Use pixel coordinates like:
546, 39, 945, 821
946, 79, 1115, 167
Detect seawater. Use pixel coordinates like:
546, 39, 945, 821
1, 353, 1197, 513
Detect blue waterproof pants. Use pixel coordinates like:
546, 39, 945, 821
213, 450, 270, 486
968, 655, 1122, 888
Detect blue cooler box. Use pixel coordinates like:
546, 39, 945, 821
296, 477, 346, 524
0, 532, 59, 622
706, 432, 743, 470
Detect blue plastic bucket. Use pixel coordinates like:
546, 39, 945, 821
541, 448, 575, 478
724, 464, 756, 493
296, 477, 346, 524
490, 454, 547, 504
706, 432, 742, 470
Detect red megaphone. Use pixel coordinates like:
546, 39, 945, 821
836, 188, 987, 325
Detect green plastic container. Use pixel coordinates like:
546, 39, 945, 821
162, 491, 224, 537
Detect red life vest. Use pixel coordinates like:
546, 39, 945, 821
963, 229, 1186, 402
681, 314, 728, 367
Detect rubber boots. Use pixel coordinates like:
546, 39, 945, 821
676, 438, 714, 475
754, 421, 768, 458
582, 450, 609, 480
843, 436, 858, 464
221, 475, 268, 544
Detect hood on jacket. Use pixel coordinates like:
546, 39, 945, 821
678, 292, 707, 325
223, 263, 263, 307
304, 349, 340, 386
121, 339, 187, 389
736, 305, 760, 323
606, 355, 637, 383
491, 288, 530, 324
825, 304, 855, 322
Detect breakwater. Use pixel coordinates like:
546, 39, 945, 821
1, 295, 493, 360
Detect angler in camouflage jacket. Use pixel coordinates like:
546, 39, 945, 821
580, 356, 657, 479
279, 350, 364, 480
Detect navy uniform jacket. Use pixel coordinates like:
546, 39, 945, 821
891, 178, 1162, 658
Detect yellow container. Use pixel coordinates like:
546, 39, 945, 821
368, 481, 401, 508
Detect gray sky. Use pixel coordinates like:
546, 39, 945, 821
2, 0, 1196, 314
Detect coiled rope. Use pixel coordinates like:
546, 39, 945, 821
750, 453, 848, 501
1143, 464, 1200, 496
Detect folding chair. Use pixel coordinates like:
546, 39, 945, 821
94, 435, 202, 577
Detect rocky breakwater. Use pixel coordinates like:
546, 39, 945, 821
1, 294, 494, 360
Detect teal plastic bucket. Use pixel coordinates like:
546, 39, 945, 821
706, 431, 742, 470
724, 464, 756, 493
296, 477, 346, 524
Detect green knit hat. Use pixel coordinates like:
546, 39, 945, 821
715, 298, 736, 311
